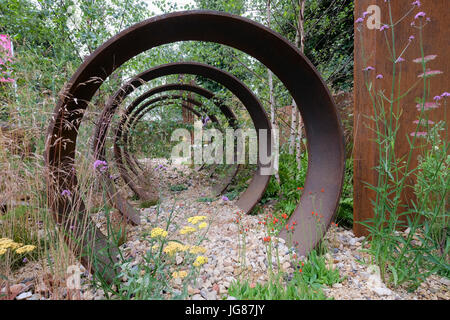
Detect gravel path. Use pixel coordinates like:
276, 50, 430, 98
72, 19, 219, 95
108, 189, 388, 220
5, 159, 450, 300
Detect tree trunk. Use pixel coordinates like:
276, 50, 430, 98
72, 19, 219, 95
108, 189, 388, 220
267, 0, 280, 183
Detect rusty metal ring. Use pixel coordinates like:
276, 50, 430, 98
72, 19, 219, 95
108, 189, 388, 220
114, 94, 221, 201
119, 83, 240, 196
46, 11, 344, 278
94, 62, 272, 218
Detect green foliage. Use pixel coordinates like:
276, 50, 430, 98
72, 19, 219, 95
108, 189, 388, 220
197, 197, 214, 203
296, 250, 342, 287
169, 184, 188, 192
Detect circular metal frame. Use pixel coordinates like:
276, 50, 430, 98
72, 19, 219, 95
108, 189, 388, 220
119, 83, 240, 196
45, 11, 345, 278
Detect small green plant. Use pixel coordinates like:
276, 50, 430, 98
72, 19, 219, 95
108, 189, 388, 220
169, 184, 188, 192
197, 197, 214, 203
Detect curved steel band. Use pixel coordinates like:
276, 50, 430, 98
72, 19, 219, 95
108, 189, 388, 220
45, 11, 345, 279
117, 83, 240, 199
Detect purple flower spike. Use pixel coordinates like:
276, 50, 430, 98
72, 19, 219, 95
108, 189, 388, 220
23, 258, 28, 263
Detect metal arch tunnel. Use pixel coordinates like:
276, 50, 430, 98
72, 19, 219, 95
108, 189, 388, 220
116, 83, 241, 198
45, 11, 345, 280
93, 62, 273, 222
113, 93, 233, 202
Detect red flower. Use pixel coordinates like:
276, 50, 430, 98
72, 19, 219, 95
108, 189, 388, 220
297, 187, 303, 190
273, 218, 279, 224
321, 188, 324, 192
311, 211, 315, 215
263, 236, 271, 242
281, 213, 288, 219
299, 268, 303, 273
285, 224, 289, 230
291, 226, 294, 230
292, 221, 297, 226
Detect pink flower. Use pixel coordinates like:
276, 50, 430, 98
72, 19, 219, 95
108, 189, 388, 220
376, 74, 384, 79
412, 0, 421, 7
412, 55, 437, 63
408, 35, 415, 41
380, 25, 389, 31
418, 70, 443, 78
416, 102, 439, 111
413, 119, 435, 125
363, 66, 375, 71
414, 12, 426, 19
410, 131, 427, 137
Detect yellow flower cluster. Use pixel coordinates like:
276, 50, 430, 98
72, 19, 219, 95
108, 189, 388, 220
150, 227, 168, 239
193, 255, 208, 267
163, 241, 189, 256
187, 216, 207, 225
0, 238, 36, 256
179, 226, 197, 235
198, 222, 208, 229
189, 246, 207, 255
15, 245, 36, 254
172, 270, 188, 278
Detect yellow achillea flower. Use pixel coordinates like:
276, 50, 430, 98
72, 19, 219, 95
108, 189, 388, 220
187, 216, 207, 225
179, 226, 197, 235
172, 270, 188, 278
198, 222, 207, 229
193, 255, 208, 267
0, 248, 7, 256
15, 245, 36, 254
150, 227, 168, 239
189, 246, 207, 254
163, 241, 189, 255
0, 238, 22, 250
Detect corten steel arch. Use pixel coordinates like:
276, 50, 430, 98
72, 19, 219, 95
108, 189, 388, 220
118, 83, 240, 196
94, 62, 272, 217
45, 11, 344, 278
118, 83, 233, 178
113, 93, 222, 201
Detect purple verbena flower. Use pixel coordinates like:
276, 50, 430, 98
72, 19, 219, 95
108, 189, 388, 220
408, 35, 415, 41
418, 70, 443, 78
410, 131, 427, 137
376, 74, 384, 79
412, 0, 421, 7
61, 189, 71, 197
222, 196, 229, 201
363, 66, 375, 71
93, 159, 108, 172
355, 18, 364, 24
441, 92, 450, 98
395, 57, 405, 63
433, 95, 442, 102
412, 55, 437, 63
414, 12, 426, 19
416, 102, 439, 111
380, 25, 389, 32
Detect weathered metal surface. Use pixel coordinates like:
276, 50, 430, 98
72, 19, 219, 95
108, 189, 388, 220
114, 94, 219, 201
45, 11, 344, 278
118, 83, 240, 196
95, 62, 272, 217
353, 0, 450, 236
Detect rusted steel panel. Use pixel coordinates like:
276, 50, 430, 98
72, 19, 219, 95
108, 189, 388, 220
353, 0, 450, 236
